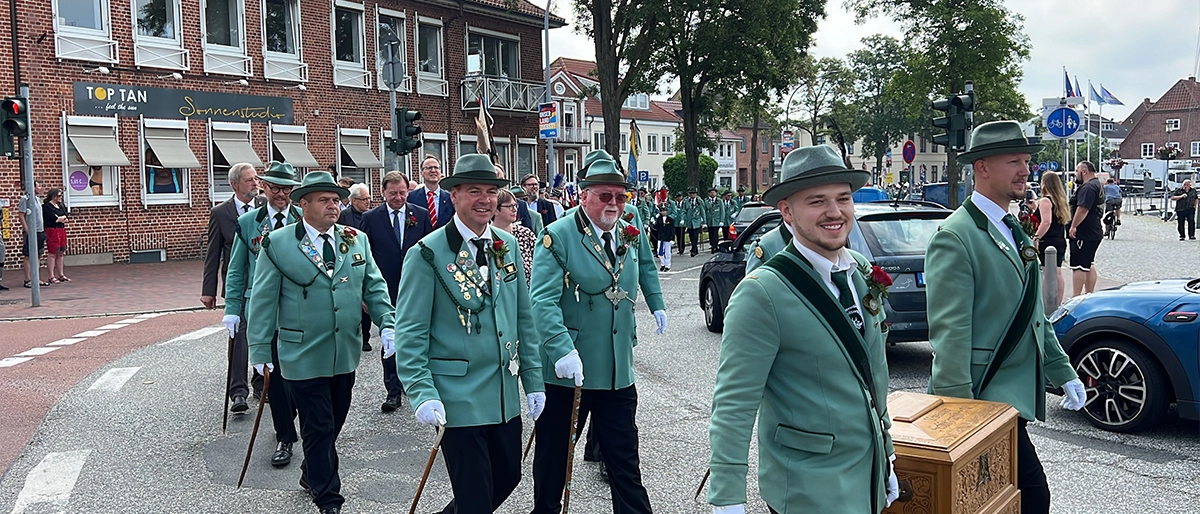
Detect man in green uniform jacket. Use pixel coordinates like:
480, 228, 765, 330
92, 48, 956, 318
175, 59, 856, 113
248, 171, 396, 514
704, 187, 724, 253
719, 190, 737, 241
733, 186, 749, 213
925, 121, 1085, 514
530, 150, 667, 514
668, 191, 686, 255
392, 154, 544, 513
708, 145, 898, 514
223, 161, 301, 468
635, 187, 655, 226
682, 188, 705, 256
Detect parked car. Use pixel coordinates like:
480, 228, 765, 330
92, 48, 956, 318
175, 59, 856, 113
727, 201, 770, 241
1050, 279, 1200, 432
699, 201, 952, 340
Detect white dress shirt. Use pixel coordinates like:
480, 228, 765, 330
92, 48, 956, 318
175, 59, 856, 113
970, 191, 1017, 249
793, 239, 862, 314
389, 205, 407, 242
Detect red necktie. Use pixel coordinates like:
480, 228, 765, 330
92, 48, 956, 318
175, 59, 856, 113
427, 190, 438, 227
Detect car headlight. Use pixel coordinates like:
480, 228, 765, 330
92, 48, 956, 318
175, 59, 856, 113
1048, 295, 1085, 324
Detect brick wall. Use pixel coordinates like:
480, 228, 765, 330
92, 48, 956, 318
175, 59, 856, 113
0, 0, 550, 269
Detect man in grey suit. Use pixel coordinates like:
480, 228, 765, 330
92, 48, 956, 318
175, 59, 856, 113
200, 162, 262, 410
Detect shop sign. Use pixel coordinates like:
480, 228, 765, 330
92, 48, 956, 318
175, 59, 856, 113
73, 82, 293, 124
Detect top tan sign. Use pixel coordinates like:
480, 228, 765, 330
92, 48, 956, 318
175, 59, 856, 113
73, 82, 293, 124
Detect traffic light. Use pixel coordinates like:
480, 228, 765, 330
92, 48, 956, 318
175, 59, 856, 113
395, 108, 422, 156
931, 96, 954, 149
0, 96, 29, 158
930, 91, 974, 152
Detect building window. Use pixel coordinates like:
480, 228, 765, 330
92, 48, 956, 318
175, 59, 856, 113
647, 134, 658, 154
135, 0, 176, 39
62, 116, 131, 208
620, 133, 628, 153
377, 9, 409, 92
332, 2, 368, 88
565, 151, 577, 182
202, 0, 251, 76
1168, 141, 1181, 150
738, 136, 745, 153
846, 143, 854, 155
919, 137, 926, 153
416, 19, 447, 95
468, 30, 519, 78
622, 94, 649, 110
133, 0, 188, 69
1192, 141, 1200, 157
379, 129, 413, 177
1141, 143, 1155, 158
337, 128, 382, 194
517, 141, 535, 178
269, 124, 320, 175
1102, 122, 1114, 131
210, 121, 262, 203
931, 142, 939, 153
421, 134, 447, 165
663, 135, 672, 154
141, 119, 199, 205
593, 132, 607, 152
262, 0, 306, 81
54, 0, 118, 62
1167, 119, 1181, 131
761, 137, 769, 154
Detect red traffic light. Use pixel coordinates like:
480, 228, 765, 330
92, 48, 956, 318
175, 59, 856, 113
1, 98, 22, 116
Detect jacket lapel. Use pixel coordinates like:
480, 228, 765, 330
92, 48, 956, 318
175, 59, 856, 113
330, 225, 349, 277
962, 197, 1024, 277
295, 222, 328, 275
444, 222, 490, 294
574, 210, 611, 271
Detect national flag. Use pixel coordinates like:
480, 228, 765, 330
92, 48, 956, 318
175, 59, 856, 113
1089, 83, 1106, 105
1063, 70, 1073, 98
1100, 85, 1124, 106
1073, 77, 1082, 98
628, 120, 641, 183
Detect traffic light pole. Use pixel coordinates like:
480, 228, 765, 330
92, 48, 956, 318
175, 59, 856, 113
963, 81, 975, 197
19, 83, 38, 306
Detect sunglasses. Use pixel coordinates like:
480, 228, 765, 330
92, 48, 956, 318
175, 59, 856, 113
592, 192, 628, 204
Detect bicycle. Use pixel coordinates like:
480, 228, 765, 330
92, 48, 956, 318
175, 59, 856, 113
1103, 203, 1119, 240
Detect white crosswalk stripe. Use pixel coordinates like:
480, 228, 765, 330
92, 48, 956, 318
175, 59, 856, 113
87, 367, 142, 392
9, 450, 90, 514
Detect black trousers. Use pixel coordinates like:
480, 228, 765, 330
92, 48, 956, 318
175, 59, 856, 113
1178, 208, 1195, 238
227, 304, 250, 398
1017, 419, 1050, 514
674, 227, 685, 253
721, 226, 731, 241
287, 372, 355, 510
707, 226, 720, 251
687, 228, 700, 255
361, 311, 403, 398
360, 311, 371, 347
436, 416, 522, 514
532, 384, 651, 514
264, 332, 299, 443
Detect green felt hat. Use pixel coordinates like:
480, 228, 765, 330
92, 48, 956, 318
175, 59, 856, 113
762, 145, 869, 205
582, 149, 613, 170
956, 120, 1045, 165
578, 153, 632, 190
290, 171, 348, 202
260, 161, 301, 186
441, 154, 510, 189
509, 185, 529, 199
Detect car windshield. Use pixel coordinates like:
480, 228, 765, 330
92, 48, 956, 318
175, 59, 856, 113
736, 206, 772, 223
857, 217, 943, 257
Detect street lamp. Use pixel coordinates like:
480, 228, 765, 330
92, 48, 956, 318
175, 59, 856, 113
1165, 120, 1176, 161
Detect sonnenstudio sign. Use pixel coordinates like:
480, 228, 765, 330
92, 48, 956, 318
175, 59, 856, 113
73, 82, 293, 124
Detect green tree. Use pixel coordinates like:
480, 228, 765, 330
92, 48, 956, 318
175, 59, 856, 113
789, 56, 856, 146
657, 0, 823, 187
846, 35, 913, 181
848, 0, 1032, 206
663, 153, 717, 193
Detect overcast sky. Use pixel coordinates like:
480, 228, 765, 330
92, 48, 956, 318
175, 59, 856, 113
547, 0, 1200, 122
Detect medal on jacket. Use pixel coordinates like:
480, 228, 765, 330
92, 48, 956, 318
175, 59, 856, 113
1019, 244, 1038, 262
583, 225, 628, 306
505, 340, 520, 376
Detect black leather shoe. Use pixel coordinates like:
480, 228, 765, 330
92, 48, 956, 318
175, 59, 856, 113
598, 461, 609, 483
299, 473, 315, 499
362, 342, 372, 352
230, 396, 249, 413
319, 507, 341, 514
381, 395, 403, 412
272, 442, 293, 467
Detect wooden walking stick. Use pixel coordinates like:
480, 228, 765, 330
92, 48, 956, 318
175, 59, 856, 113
408, 422, 446, 514
562, 385, 583, 513
522, 428, 536, 461
222, 336, 234, 433
237, 367, 270, 488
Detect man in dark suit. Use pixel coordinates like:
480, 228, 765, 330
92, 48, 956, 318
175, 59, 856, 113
519, 174, 558, 229
361, 171, 434, 412
200, 162, 262, 410
338, 183, 373, 351
407, 154, 455, 228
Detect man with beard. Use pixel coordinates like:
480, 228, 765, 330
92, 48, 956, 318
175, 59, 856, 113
707, 146, 897, 513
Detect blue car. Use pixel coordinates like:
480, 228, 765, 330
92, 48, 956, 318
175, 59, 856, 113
1050, 279, 1200, 432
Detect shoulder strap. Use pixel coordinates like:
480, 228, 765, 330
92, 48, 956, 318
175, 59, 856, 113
975, 261, 1040, 397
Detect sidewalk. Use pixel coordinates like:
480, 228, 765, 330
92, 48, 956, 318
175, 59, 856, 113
0, 259, 213, 321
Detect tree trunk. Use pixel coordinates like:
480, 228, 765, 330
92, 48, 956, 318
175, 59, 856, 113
592, 0, 623, 165
679, 80, 700, 188
749, 109, 760, 194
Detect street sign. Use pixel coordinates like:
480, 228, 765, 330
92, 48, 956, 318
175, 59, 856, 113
902, 140, 916, 164
1038, 163, 1047, 172
538, 103, 558, 139
638, 170, 649, 182
780, 130, 795, 157
1049, 161, 1059, 171
1046, 107, 1080, 139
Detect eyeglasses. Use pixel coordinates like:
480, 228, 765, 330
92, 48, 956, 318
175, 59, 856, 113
351, 196, 369, 202
498, 203, 518, 211
592, 192, 628, 205
264, 184, 293, 194
422, 165, 441, 171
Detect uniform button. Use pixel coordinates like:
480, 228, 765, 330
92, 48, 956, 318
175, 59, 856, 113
334, 308, 339, 313
613, 329, 618, 334
335, 328, 340, 333
498, 331, 504, 337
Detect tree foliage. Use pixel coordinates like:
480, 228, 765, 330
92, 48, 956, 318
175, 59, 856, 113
845, 35, 913, 180
663, 153, 717, 193
789, 56, 855, 142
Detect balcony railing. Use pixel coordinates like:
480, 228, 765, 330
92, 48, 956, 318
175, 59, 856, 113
461, 76, 545, 114
554, 126, 591, 144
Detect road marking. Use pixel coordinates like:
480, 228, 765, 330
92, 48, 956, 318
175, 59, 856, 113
158, 325, 225, 346
0, 357, 34, 368
681, 278, 700, 281
136, 312, 167, 319
46, 338, 86, 347
72, 330, 108, 338
114, 318, 145, 324
661, 264, 705, 275
88, 367, 141, 392
10, 450, 90, 514
15, 347, 59, 357
94, 324, 126, 330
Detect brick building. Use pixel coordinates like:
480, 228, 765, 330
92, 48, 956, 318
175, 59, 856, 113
1119, 77, 1200, 165
0, 0, 561, 268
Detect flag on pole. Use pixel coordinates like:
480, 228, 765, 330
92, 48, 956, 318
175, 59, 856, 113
1089, 83, 1106, 105
474, 82, 499, 165
628, 120, 641, 183
1063, 69, 1073, 98
1100, 85, 1124, 106
1073, 77, 1082, 98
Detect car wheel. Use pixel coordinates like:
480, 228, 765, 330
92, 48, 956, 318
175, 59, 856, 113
702, 280, 724, 333
1072, 339, 1169, 433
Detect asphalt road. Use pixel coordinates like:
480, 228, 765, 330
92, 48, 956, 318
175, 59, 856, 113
0, 239, 1199, 513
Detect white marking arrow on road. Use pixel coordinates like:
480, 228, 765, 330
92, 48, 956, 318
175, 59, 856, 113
10, 450, 91, 514
88, 367, 142, 392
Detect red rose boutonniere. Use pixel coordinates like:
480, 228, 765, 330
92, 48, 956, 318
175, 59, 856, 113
488, 238, 510, 264
1017, 211, 1039, 239
859, 263, 892, 315
620, 224, 640, 246
406, 213, 417, 227
338, 226, 358, 253
623, 212, 635, 223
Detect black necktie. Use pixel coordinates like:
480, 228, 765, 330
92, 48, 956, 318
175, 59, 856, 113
830, 269, 864, 334
273, 212, 285, 230
601, 232, 616, 265
392, 210, 403, 244
1001, 213, 1031, 247
242, 203, 250, 213
472, 238, 488, 269
320, 234, 335, 271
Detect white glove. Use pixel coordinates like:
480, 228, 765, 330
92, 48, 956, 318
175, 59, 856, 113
1061, 378, 1087, 410
416, 400, 446, 426
252, 362, 274, 375
554, 349, 585, 387
527, 392, 546, 420
653, 309, 667, 335
713, 505, 745, 514
380, 328, 396, 359
222, 315, 240, 338
886, 453, 900, 507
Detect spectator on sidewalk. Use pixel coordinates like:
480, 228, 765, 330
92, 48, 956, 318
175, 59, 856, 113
17, 179, 46, 288
41, 188, 69, 283
493, 188, 536, 286
337, 176, 355, 210
1170, 180, 1197, 241
1035, 171, 1070, 306
1068, 161, 1105, 296
0, 230, 7, 290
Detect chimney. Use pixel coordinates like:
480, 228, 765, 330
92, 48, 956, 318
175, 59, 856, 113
1191, 76, 1197, 82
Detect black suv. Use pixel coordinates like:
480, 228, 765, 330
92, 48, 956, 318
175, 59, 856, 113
698, 201, 952, 343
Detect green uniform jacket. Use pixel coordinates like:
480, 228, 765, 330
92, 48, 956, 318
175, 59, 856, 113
681, 198, 705, 229
247, 222, 395, 381
224, 204, 302, 316
925, 203, 1078, 421
704, 197, 725, 226
720, 200, 737, 226
529, 210, 545, 236
531, 209, 665, 390
392, 223, 543, 428
733, 195, 749, 213
745, 224, 793, 274
667, 200, 683, 225
709, 246, 893, 512
635, 198, 654, 226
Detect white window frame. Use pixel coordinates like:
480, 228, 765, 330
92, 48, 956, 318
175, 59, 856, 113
332, 0, 369, 88
647, 134, 658, 154
663, 135, 673, 154
493, 137, 511, 175
415, 16, 448, 96
1167, 119, 1181, 131
517, 137, 537, 178
131, 0, 189, 70
622, 94, 649, 110
420, 132, 449, 165
62, 114, 125, 209
53, 0, 119, 63
466, 26, 521, 79
139, 117, 193, 206
1141, 143, 1155, 158
379, 129, 413, 179
208, 120, 256, 204
268, 123, 319, 175
1192, 141, 1200, 157
376, 7, 411, 93
1168, 141, 1181, 150
262, 0, 308, 82
201, 0, 252, 76
564, 150, 577, 182
620, 132, 628, 153
336, 127, 374, 195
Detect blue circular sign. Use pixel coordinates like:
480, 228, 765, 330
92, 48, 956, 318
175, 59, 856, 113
1049, 161, 1059, 171
1038, 163, 1047, 172
1046, 107, 1080, 138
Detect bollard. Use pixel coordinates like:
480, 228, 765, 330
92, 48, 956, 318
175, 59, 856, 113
1042, 246, 1059, 315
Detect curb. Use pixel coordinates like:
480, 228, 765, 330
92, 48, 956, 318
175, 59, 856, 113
0, 304, 223, 323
